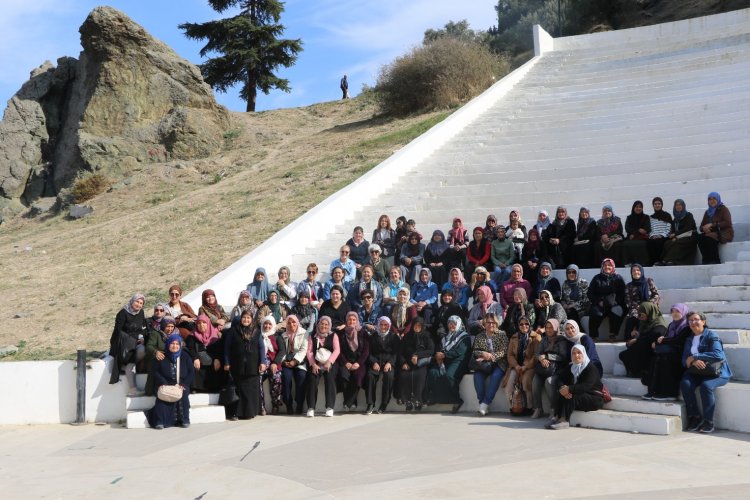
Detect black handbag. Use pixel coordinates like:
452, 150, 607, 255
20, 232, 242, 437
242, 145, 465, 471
687, 358, 724, 377
117, 333, 138, 364
654, 343, 676, 355
219, 374, 240, 406
469, 357, 494, 374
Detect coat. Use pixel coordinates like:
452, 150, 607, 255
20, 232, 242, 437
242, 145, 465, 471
108, 308, 148, 384
699, 205, 733, 243
501, 331, 542, 390
337, 329, 370, 386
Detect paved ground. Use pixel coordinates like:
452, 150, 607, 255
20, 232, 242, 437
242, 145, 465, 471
1, 413, 749, 499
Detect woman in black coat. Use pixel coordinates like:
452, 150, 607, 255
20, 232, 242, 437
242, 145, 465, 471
619, 302, 667, 379
225, 310, 267, 420
109, 293, 148, 394
146, 334, 195, 429
546, 344, 604, 429
543, 206, 576, 269
641, 303, 690, 400
398, 317, 434, 411
337, 312, 370, 410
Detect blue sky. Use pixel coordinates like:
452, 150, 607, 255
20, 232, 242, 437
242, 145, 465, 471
0, 0, 498, 112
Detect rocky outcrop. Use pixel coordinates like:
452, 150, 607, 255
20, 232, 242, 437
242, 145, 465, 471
0, 6, 230, 215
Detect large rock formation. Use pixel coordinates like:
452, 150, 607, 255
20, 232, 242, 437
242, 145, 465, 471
0, 6, 230, 214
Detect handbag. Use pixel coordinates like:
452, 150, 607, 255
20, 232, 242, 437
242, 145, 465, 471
315, 347, 332, 364
654, 343, 676, 355
156, 357, 184, 403
510, 381, 527, 416
197, 347, 213, 367
687, 358, 724, 377
469, 357, 494, 374
117, 332, 138, 364
594, 384, 612, 403
219, 373, 240, 406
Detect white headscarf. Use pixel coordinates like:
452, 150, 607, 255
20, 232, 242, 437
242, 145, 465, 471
570, 344, 590, 382
261, 315, 276, 353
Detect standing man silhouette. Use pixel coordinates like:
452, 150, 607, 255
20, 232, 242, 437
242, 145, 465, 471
340, 74, 349, 99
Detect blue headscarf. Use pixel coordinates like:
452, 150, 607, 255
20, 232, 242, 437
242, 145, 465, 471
165, 334, 183, 363
427, 229, 450, 257
629, 264, 650, 302
706, 192, 722, 219
247, 267, 270, 302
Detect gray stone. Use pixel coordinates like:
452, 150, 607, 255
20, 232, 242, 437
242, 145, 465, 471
0, 345, 18, 357
69, 204, 94, 219
13, 312, 28, 318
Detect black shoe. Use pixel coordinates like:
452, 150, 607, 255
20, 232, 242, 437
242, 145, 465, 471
641, 393, 654, 400
699, 420, 715, 433
180, 422, 190, 428
365, 404, 374, 415
451, 399, 464, 414
286, 405, 295, 415
405, 401, 414, 412
377, 405, 387, 414
229, 416, 239, 421
415, 401, 423, 411
154, 424, 164, 430
687, 416, 703, 432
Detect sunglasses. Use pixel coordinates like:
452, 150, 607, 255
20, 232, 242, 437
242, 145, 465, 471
154, 308, 164, 312
519, 322, 530, 326
169, 292, 180, 297
307, 270, 316, 274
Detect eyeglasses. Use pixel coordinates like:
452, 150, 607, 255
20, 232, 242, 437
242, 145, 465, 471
307, 270, 316, 274
340, 251, 350, 255
154, 308, 164, 312
519, 322, 530, 326
169, 292, 180, 297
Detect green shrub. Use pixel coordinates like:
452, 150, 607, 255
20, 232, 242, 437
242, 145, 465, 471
375, 38, 509, 116
71, 173, 110, 203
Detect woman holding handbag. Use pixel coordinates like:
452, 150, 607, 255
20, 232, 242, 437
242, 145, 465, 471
225, 310, 268, 420
146, 334, 195, 429
108, 293, 148, 396
305, 316, 340, 417
501, 316, 542, 415
471, 313, 509, 416
397, 317, 434, 412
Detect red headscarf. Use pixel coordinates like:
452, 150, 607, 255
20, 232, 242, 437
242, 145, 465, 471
477, 285, 494, 315
449, 217, 466, 245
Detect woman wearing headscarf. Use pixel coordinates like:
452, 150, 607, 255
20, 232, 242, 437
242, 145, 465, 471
442, 267, 470, 310
337, 312, 369, 411
501, 316, 541, 414
372, 215, 397, 266
534, 210, 551, 237
247, 268, 271, 309
347, 264, 384, 310
230, 290, 257, 328
472, 313, 509, 416
306, 316, 340, 417
425, 316, 472, 413
533, 290, 567, 333
225, 309, 268, 420
659, 199, 698, 266
545, 344, 604, 430
587, 258, 626, 342
394, 216, 408, 263
447, 217, 469, 271
382, 265, 409, 312
624, 263, 660, 338
410, 268, 439, 326
697, 192, 734, 264
433, 289, 465, 343
522, 228, 543, 287
275, 266, 298, 308
490, 226, 516, 285
258, 316, 284, 415
466, 226, 492, 280
501, 288, 536, 339
256, 290, 290, 331
544, 206, 576, 269
398, 317, 434, 411
280, 315, 309, 415
365, 316, 399, 414
532, 261, 561, 305
108, 293, 148, 395
198, 289, 229, 331
400, 231, 426, 285
506, 209, 528, 238
424, 229, 451, 289
572, 207, 598, 269
483, 214, 498, 242
391, 286, 417, 337
619, 302, 667, 380
147, 303, 168, 333
499, 264, 533, 311
469, 266, 497, 303
641, 304, 690, 401
595, 204, 624, 266
145, 317, 177, 396
291, 290, 318, 334
531, 319, 570, 419
165, 285, 198, 338
563, 320, 603, 375
467, 285, 502, 336
647, 197, 673, 265
146, 333, 195, 429
560, 264, 590, 331
623, 200, 652, 266
186, 314, 223, 393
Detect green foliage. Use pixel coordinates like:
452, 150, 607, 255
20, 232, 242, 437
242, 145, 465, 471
423, 19, 492, 47
71, 173, 110, 203
375, 38, 509, 116
179, 0, 303, 112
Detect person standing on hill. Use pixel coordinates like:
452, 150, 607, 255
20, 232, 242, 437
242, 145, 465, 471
340, 74, 349, 99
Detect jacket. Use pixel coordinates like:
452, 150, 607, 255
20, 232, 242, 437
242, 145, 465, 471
682, 328, 733, 378
280, 328, 310, 370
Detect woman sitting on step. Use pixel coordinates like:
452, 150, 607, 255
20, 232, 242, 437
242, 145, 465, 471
471, 313, 509, 417
501, 316, 541, 415
425, 316, 472, 413
185, 315, 224, 393
641, 303, 691, 401
531, 319, 569, 419
398, 317, 435, 412
623, 264, 660, 339
560, 264, 590, 332
658, 199, 698, 266
622, 200, 651, 266
595, 205, 624, 266
587, 258, 626, 341
545, 344, 605, 430
146, 333, 195, 429
563, 320, 603, 376
618, 302, 667, 380
697, 192, 733, 265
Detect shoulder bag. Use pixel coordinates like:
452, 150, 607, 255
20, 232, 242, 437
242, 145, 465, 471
687, 358, 724, 378
157, 357, 184, 403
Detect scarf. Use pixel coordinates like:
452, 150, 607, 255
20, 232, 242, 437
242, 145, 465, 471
238, 315, 255, 341
165, 333, 183, 363
665, 303, 689, 339
448, 218, 467, 245
193, 314, 219, 346
570, 344, 590, 382
553, 206, 569, 227
576, 207, 595, 239
247, 267, 271, 303
565, 264, 581, 301
392, 287, 411, 329
672, 199, 687, 222
427, 229, 450, 257
564, 320, 584, 343
651, 197, 672, 223
639, 301, 668, 333
525, 228, 541, 254
377, 316, 392, 339
201, 289, 224, 320
597, 205, 620, 235
477, 285, 494, 316
535, 210, 550, 234
546, 318, 560, 336
315, 316, 332, 343
706, 191, 722, 219
285, 315, 300, 346
344, 312, 360, 351
442, 316, 469, 352
629, 264, 650, 302
123, 293, 145, 316
292, 295, 316, 320
265, 292, 282, 323
261, 315, 276, 353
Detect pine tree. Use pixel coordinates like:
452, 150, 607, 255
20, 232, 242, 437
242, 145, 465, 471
180, 0, 303, 112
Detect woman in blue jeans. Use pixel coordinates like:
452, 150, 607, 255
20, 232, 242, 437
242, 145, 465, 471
471, 313, 509, 416
680, 311, 732, 434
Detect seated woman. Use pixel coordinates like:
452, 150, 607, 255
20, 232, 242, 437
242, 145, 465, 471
659, 199, 698, 266
506, 209, 527, 238
146, 334, 195, 429
382, 265, 408, 312
490, 226, 516, 284
647, 197, 673, 265
545, 344, 604, 430
346, 226, 371, 276
619, 302, 667, 379
391, 287, 417, 338
483, 214, 498, 241
499, 264, 533, 312
469, 266, 497, 303
247, 268, 271, 310
372, 215, 397, 266
357, 290, 381, 335
587, 258, 626, 341
595, 205, 624, 266
297, 263, 324, 309
467, 285, 502, 336
624, 263, 660, 338
398, 317, 434, 411
258, 316, 284, 415
424, 229, 450, 289
330, 245, 357, 283
425, 316, 472, 413
109, 293, 148, 396
256, 290, 290, 332
466, 226, 491, 280
145, 317, 177, 396
501, 316, 541, 415
165, 285, 198, 338
367, 245, 391, 285
442, 267, 470, 311
347, 264, 384, 310
400, 232, 426, 285
323, 266, 348, 301
394, 216, 408, 263
534, 210, 551, 239
681, 311, 733, 433
433, 289, 464, 343
698, 192, 734, 265
447, 217, 469, 271
521, 228, 543, 288
291, 291, 317, 334
622, 200, 652, 266
147, 303, 168, 332
410, 268, 438, 326
275, 266, 298, 309
279, 315, 309, 415
560, 265, 590, 332
563, 320, 603, 376
641, 303, 690, 401
225, 310, 267, 420
544, 206, 576, 269
531, 319, 569, 419
338, 312, 369, 411
199, 289, 229, 331
571, 207, 598, 269
230, 290, 257, 328
305, 316, 340, 417
534, 290, 567, 333
472, 313, 509, 416
507, 219, 526, 262
501, 288, 535, 340
532, 262, 561, 305
319, 285, 351, 332
185, 315, 224, 393
365, 317, 399, 414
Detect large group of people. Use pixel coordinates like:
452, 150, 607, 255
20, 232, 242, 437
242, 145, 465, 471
109, 193, 734, 433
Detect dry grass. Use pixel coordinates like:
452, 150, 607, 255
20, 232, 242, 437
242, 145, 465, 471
0, 97, 451, 360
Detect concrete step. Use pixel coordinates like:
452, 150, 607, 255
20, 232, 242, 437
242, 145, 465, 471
569, 409, 681, 435
661, 285, 750, 303
712, 275, 750, 286
676, 301, 750, 314
126, 393, 219, 411
126, 404, 226, 429
605, 395, 685, 418
725, 345, 750, 382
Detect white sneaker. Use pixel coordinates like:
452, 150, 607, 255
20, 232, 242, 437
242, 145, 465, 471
478, 403, 488, 416
306, 408, 315, 418
325, 408, 334, 417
